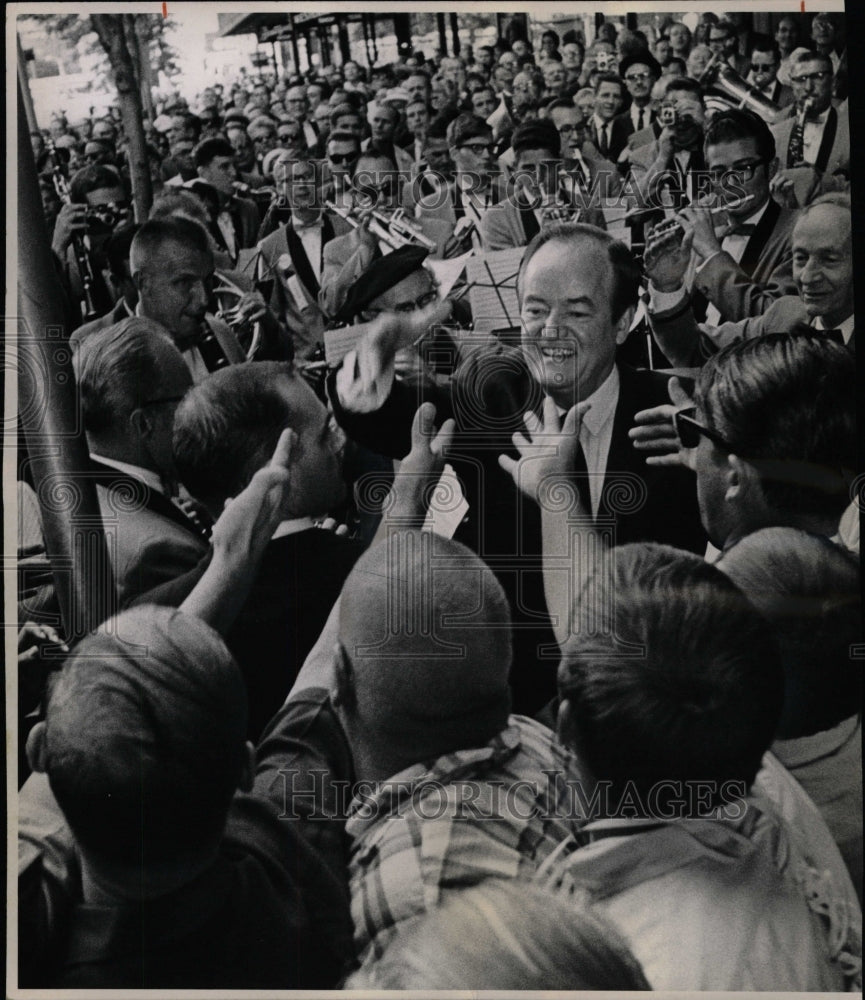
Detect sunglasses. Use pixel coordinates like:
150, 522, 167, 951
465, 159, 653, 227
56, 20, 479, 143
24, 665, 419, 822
328, 152, 358, 164
749, 62, 777, 72
674, 407, 736, 451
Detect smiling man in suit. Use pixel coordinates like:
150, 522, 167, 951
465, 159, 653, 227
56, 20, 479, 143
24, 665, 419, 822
328, 223, 705, 713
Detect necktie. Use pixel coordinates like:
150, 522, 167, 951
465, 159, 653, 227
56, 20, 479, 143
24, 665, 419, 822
637, 109, 644, 131
572, 439, 592, 516
597, 123, 609, 157
727, 222, 756, 237
787, 117, 805, 168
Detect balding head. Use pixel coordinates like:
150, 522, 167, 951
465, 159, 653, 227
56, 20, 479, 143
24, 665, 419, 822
336, 532, 512, 775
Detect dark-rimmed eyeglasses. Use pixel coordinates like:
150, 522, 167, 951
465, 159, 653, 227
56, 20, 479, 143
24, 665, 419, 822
706, 159, 767, 184
624, 72, 653, 82
674, 407, 736, 451
328, 151, 359, 164
459, 141, 495, 155
749, 62, 778, 73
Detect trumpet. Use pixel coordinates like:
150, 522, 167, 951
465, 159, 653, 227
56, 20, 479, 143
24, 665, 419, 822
643, 194, 757, 256
44, 136, 101, 321
325, 200, 437, 252
788, 97, 815, 168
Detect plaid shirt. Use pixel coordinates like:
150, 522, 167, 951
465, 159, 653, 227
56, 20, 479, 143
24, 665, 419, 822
345, 715, 588, 964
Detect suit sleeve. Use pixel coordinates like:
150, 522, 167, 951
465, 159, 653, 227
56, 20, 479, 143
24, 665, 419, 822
693, 248, 797, 322
649, 296, 771, 367
479, 204, 518, 251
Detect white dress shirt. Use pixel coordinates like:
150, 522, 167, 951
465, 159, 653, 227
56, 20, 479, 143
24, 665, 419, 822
556, 365, 620, 516
802, 109, 831, 166
629, 104, 650, 132
272, 516, 317, 540
592, 114, 614, 155
216, 209, 238, 261
813, 313, 854, 346
293, 215, 323, 283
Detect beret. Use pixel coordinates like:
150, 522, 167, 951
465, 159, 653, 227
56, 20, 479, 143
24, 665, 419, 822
337, 245, 430, 322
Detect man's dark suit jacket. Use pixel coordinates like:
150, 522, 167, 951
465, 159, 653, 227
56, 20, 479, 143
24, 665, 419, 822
595, 115, 632, 164
329, 349, 706, 714
136, 528, 365, 740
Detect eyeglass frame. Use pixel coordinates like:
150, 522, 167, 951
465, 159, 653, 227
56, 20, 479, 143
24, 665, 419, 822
674, 407, 737, 452
624, 71, 654, 82
458, 140, 495, 155
705, 158, 768, 185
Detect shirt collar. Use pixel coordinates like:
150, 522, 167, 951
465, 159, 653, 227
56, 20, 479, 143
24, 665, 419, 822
812, 313, 854, 343
592, 112, 610, 131
89, 453, 165, 495
271, 516, 317, 539
581, 365, 620, 437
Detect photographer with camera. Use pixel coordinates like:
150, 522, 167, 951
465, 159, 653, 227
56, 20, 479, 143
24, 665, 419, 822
629, 77, 707, 209
53, 164, 132, 322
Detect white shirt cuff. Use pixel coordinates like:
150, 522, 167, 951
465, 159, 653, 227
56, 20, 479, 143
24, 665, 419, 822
649, 283, 688, 313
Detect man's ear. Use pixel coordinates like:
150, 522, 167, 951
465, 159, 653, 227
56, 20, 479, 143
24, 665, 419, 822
238, 740, 255, 793
26, 721, 48, 774
614, 305, 636, 346
725, 453, 761, 505
331, 642, 357, 712
128, 406, 151, 441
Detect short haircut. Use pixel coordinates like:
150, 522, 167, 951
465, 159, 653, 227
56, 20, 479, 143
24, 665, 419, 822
703, 106, 775, 163
43, 605, 247, 864
446, 112, 493, 147
695, 332, 856, 521
330, 104, 364, 130
664, 75, 705, 105
78, 318, 183, 433
130, 216, 211, 279
68, 164, 125, 203
148, 188, 211, 228
718, 527, 862, 740
406, 68, 431, 84
518, 223, 640, 323
512, 119, 561, 158
171, 112, 201, 141
348, 879, 650, 990
593, 71, 624, 95
750, 33, 781, 62
791, 49, 834, 74
173, 361, 298, 506
193, 136, 234, 168
797, 189, 851, 220
559, 543, 784, 810
546, 97, 581, 115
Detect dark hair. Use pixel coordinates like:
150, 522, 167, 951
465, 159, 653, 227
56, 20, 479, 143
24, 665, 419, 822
327, 129, 361, 151
593, 71, 625, 95
546, 97, 581, 115
193, 136, 235, 168
171, 112, 201, 142
512, 119, 561, 158
330, 104, 364, 130
695, 332, 857, 521
103, 222, 139, 279
518, 222, 640, 323
173, 361, 299, 506
703, 106, 775, 163
664, 75, 705, 105
44, 605, 247, 865
559, 543, 784, 812
750, 33, 781, 62
130, 216, 212, 276
68, 164, 125, 203
541, 29, 560, 46
718, 527, 862, 740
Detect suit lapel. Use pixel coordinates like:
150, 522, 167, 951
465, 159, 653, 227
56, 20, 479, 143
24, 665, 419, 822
814, 107, 838, 173
597, 366, 640, 522
88, 461, 205, 538
739, 197, 780, 277
519, 203, 540, 244
284, 224, 321, 298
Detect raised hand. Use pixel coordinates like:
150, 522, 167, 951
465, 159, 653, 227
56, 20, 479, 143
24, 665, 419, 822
210, 427, 295, 566
628, 375, 694, 467
336, 299, 452, 414
387, 401, 456, 523
498, 396, 591, 504
643, 218, 694, 292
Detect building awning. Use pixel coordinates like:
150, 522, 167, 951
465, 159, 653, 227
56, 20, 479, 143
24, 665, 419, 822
218, 13, 292, 40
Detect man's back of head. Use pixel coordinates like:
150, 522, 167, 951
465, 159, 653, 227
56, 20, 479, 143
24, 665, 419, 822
336, 532, 513, 774
558, 542, 783, 817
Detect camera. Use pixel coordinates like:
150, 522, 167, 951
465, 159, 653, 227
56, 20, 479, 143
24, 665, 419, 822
658, 105, 677, 128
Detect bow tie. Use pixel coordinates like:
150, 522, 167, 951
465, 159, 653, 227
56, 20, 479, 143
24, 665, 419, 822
821, 327, 846, 346
293, 218, 321, 232
726, 222, 756, 236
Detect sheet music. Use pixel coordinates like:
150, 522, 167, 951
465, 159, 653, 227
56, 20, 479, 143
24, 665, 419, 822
427, 250, 474, 300
466, 247, 524, 334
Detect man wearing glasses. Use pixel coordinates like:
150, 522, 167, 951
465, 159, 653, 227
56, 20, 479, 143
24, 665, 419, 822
416, 113, 506, 252
769, 51, 848, 206
745, 35, 794, 111
322, 131, 361, 215
284, 85, 322, 155
647, 107, 797, 326
646, 192, 853, 366
615, 53, 661, 145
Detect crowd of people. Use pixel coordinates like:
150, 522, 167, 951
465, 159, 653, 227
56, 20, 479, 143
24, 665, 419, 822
16, 8, 861, 992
